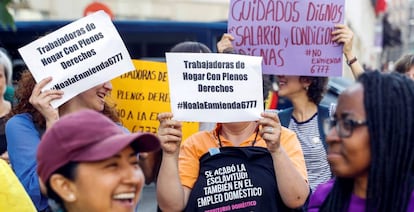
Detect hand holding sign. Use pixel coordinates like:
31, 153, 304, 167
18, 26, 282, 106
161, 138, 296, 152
166, 53, 263, 123
19, 10, 134, 108
228, 0, 345, 77
29, 76, 63, 128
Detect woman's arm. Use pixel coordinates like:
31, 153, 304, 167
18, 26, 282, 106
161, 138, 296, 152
259, 112, 310, 209
6, 114, 49, 211
332, 24, 364, 79
156, 112, 191, 211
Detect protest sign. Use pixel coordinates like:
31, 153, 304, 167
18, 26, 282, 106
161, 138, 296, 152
166, 53, 263, 123
18, 10, 134, 108
111, 59, 199, 140
228, 0, 345, 76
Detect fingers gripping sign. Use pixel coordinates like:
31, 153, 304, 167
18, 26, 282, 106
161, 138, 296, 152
29, 76, 64, 128
258, 112, 282, 153
332, 24, 354, 55
157, 112, 183, 155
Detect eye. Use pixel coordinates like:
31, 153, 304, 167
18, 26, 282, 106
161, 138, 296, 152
105, 162, 119, 169
130, 159, 139, 168
342, 119, 353, 131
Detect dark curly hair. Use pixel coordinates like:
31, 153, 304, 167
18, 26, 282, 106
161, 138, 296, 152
299, 76, 328, 104
7, 70, 120, 129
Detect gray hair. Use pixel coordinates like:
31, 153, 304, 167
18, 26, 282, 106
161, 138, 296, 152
0, 49, 12, 85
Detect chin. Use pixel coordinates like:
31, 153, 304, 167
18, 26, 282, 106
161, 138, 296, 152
277, 90, 287, 97
98, 106, 105, 112
330, 167, 353, 178
97, 101, 106, 111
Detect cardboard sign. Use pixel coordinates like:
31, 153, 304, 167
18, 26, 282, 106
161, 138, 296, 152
18, 10, 134, 107
166, 53, 263, 123
111, 60, 199, 140
228, 0, 345, 76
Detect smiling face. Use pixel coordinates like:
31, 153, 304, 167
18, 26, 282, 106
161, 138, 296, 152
72, 81, 112, 111
67, 146, 144, 212
276, 75, 309, 100
326, 83, 370, 178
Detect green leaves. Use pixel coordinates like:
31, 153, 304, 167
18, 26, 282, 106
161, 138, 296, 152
0, 0, 16, 31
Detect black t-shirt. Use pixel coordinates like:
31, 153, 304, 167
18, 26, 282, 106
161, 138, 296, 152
0, 116, 7, 154
185, 146, 291, 212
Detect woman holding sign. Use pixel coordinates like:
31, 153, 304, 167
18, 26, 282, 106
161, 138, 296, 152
156, 112, 309, 211
5, 70, 120, 211
217, 24, 363, 192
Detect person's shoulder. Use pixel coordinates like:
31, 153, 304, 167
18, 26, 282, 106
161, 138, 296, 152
313, 178, 335, 195
318, 104, 335, 118
277, 107, 294, 127
308, 179, 335, 210
317, 105, 330, 114
6, 113, 33, 126
182, 130, 217, 153
279, 126, 301, 149
5, 113, 38, 135
277, 107, 294, 116
408, 189, 414, 212
184, 131, 213, 145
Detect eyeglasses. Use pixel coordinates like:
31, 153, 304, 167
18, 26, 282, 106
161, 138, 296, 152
324, 118, 367, 138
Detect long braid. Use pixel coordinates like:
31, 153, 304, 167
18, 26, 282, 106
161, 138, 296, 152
362, 72, 414, 211
321, 71, 414, 211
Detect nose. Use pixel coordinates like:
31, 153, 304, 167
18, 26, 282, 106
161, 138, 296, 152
325, 124, 340, 144
103, 81, 113, 91
121, 163, 144, 187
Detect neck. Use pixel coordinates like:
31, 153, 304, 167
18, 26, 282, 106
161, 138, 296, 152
353, 173, 368, 198
291, 99, 317, 122
0, 98, 11, 117
58, 100, 84, 117
220, 122, 257, 146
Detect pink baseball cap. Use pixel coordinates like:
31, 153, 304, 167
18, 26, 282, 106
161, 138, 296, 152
37, 109, 160, 183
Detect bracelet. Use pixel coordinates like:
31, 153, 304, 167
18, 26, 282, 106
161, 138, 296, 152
347, 56, 357, 66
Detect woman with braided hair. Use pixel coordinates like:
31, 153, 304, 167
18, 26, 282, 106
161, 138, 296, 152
309, 71, 414, 211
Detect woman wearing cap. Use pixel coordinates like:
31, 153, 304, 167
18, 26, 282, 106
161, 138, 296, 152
5, 70, 119, 211
37, 109, 160, 212
309, 71, 414, 211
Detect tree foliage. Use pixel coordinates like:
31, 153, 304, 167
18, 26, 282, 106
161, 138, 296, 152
0, 0, 15, 30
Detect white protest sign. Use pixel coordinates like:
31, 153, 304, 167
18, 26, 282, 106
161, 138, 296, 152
166, 53, 263, 123
18, 10, 134, 108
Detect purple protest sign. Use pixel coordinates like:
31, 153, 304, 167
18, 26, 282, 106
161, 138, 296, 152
228, 0, 345, 76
